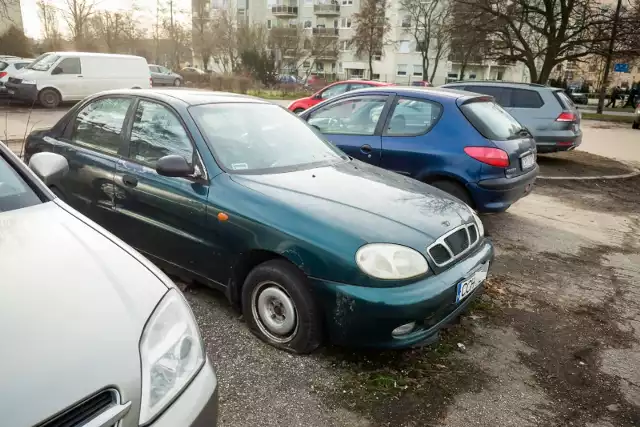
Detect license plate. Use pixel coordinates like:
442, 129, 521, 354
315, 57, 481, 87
7, 89, 14, 95
456, 262, 489, 303
521, 154, 535, 169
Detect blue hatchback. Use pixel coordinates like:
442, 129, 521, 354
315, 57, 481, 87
299, 87, 539, 213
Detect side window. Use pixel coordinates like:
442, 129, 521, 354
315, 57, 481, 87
14, 62, 28, 70
129, 100, 193, 167
149, 66, 159, 72
308, 96, 387, 136
71, 97, 132, 154
384, 98, 442, 136
320, 83, 349, 100
54, 57, 81, 74
349, 83, 371, 91
511, 89, 544, 108
466, 86, 507, 106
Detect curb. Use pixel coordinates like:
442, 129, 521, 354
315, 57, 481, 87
539, 168, 640, 180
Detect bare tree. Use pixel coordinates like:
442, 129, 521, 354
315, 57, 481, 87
37, 0, 63, 51
456, 0, 611, 83
192, 0, 214, 71
447, 1, 491, 81
0, 25, 31, 57
400, 0, 451, 82
351, 0, 391, 79
60, 0, 97, 49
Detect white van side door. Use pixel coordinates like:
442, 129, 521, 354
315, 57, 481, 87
50, 57, 85, 100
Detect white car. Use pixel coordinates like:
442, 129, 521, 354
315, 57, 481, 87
4, 52, 151, 108
0, 57, 32, 95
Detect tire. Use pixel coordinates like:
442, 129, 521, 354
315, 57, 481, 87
241, 259, 322, 354
429, 179, 474, 207
632, 122, 639, 129
38, 88, 60, 109
293, 108, 305, 114
174, 78, 182, 87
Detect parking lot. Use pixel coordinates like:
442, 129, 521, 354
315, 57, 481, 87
3, 100, 640, 426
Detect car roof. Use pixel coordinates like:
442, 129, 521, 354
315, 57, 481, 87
1, 58, 32, 63
442, 81, 559, 91
47, 51, 146, 60
338, 86, 483, 103
338, 80, 392, 86
97, 89, 271, 106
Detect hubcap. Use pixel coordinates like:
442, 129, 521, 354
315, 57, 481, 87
251, 281, 297, 343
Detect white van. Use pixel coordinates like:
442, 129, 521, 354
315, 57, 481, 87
5, 52, 151, 108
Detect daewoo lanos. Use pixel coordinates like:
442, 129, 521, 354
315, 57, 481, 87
25, 89, 494, 353
0, 143, 217, 426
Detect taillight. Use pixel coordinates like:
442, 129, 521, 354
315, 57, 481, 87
556, 112, 576, 122
0, 72, 6, 78
149, 77, 153, 87
464, 146, 510, 168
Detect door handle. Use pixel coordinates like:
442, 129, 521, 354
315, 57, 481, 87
122, 175, 138, 187
360, 144, 372, 154
77, 75, 83, 78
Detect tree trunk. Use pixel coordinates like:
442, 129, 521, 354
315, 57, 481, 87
368, 54, 373, 79
429, 55, 440, 84
422, 55, 427, 80
460, 62, 467, 81
597, 0, 623, 114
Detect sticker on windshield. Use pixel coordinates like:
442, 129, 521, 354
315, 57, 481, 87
231, 163, 248, 170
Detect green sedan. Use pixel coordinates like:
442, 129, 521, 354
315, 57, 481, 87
24, 89, 494, 353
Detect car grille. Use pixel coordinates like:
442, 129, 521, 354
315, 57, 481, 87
427, 223, 480, 267
37, 389, 117, 427
8, 77, 21, 84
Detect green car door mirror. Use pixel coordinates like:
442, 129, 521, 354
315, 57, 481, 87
156, 155, 194, 178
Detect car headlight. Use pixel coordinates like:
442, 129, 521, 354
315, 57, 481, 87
356, 243, 429, 279
470, 209, 485, 237
139, 288, 205, 425
21, 79, 36, 85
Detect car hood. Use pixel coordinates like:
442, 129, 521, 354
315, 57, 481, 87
0, 201, 168, 427
230, 159, 472, 246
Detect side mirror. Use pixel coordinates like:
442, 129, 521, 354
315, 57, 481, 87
28, 152, 69, 185
51, 67, 62, 75
156, 155, 194, 177
313, 93, 322, 100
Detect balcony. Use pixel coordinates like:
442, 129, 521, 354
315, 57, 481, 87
271, 5, 298, 17
314, 3, 340, 15
312, 27, 339, 37
448, 53, 484, 64
496, 59, 516, 66
312, 48, 339, 60
271, 26, 299, 38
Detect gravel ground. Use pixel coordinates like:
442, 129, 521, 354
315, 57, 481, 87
182, 173, 640, 427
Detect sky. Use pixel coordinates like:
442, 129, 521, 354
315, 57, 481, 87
21, 0, 192, 39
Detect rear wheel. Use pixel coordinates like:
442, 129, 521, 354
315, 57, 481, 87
242, 259, 322, 354
38, 88, 60, 109
174, 78, 182, 87
632, 122, 639, 129
293, 108, 305, 114
429, 179, 474, 207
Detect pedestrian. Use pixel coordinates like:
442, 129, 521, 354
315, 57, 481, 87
606, 86, 620, 108
624, 84, 637, 108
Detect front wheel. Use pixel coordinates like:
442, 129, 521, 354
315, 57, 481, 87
242, 259, 322, 353
38, 88, 60, 108
632, 122, 639, 129
174, 78, 182, 87
429, 179, 474, 207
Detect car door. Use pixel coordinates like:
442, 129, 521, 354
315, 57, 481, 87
50, 57, 84, 99
48, 96, 134, 228
159, 66, 174, 85
380, 96, 444, 177
113, 98, 212, 278
149, 66, 162, 85
305, 94, 391, 164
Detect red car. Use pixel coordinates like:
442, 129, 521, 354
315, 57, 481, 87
410, 80, 432, 87
288, 80, 393, 113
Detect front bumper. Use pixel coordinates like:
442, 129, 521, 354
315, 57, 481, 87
309, 239, 494, 348
4, 82, 39, 102
150, 357, 218, 427
469, 165, 538, 213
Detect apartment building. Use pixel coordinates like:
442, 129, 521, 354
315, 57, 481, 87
0, 0, 24, 36
193, 0, 528, 85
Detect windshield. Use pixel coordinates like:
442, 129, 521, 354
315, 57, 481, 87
460, 101, 526, 141
190, 103, 347, 173
0, 154, 41, 213
0, 61, 7, 71
26, 53, 60, 71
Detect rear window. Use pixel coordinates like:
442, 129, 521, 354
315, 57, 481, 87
511, 89, 544, 108
460, 101, 525, 141
554, 91, 575, 109
0, 61, 7, 71
14, 62, 29, 70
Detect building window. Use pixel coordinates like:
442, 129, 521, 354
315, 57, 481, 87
341, 0, 353, 5
304, 20, 312, 28
412, 65, 422, 77
316, 62, 325, 72
340, 17, 352, 28
469, 73, 477, 79
398, 40, 410, 54
447, 72, 458, 78
304, 39, 312, 49
396, 64, 407, 76
304, 0, 313, 5
339, 40, 350, 51
303, 60, 311, 68
372, 73, 380, 80
338, 62, 343, 72
334, 19, 339, 28
401, 15, 411, 28
496, 71, 504, 80
373, 51, 382, 61
267, 19, 272, 29
350, 68, 364, 78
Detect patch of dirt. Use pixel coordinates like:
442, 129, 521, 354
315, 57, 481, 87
537, 151, 635, 177
536, 175, 640, 213
321, 299, 493, 427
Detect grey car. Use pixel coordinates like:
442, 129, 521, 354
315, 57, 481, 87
0, 143, 218, 426
149, 64, 183, 86
441, 81, 582, 153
